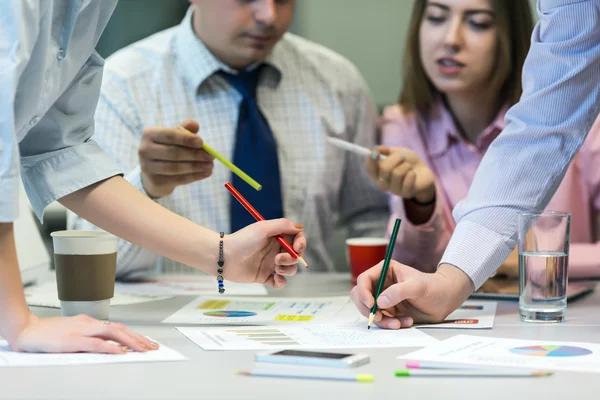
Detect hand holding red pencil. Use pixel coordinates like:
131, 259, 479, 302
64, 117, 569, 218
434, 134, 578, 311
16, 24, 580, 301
224, 182, 307, 288
225, 182, 308, 268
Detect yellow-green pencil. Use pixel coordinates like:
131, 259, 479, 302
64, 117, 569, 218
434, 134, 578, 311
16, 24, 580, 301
177, 125, 262, 191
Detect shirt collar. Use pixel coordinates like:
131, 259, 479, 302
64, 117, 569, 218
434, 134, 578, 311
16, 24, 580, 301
426, 99, 508, 156
174, 7, 283, 93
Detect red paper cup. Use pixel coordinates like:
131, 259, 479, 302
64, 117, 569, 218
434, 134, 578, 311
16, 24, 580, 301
346, 238, 389, 284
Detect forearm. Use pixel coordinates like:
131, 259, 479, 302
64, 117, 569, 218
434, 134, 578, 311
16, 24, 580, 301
68, 213, 160, 278
389, 193, 450, 272
442, 0, 600, 288
59, 176, 220, 274
0, 223, 31, 343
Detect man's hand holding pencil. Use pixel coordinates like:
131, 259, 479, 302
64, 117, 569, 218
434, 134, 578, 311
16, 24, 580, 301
351, 261, 475, 329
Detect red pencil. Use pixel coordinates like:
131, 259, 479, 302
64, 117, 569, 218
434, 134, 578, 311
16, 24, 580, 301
224, 182, 308, 268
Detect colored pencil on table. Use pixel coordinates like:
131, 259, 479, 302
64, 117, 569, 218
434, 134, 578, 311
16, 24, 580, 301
368, 218, 401, 329
406, 361, 516, 371
224, 182, 308, 268
176, 125, 262, 191
326, 136, 387, 160
235, 370, 374, 382
395, 370, 553, 378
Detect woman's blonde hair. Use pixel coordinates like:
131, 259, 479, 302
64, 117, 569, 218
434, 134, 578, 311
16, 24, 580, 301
399, 0, 534, 114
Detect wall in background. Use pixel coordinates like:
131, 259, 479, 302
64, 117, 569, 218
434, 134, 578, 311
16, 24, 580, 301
95, 0, 539, 106
96, 0, 189, 58
293, 0, 539, 108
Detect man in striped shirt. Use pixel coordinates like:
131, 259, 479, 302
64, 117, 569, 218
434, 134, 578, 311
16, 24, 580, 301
69, 0, 388, 278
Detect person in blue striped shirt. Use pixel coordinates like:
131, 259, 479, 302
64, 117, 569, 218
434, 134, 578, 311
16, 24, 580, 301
67, 0, 388, 277
352, 0, 600, 328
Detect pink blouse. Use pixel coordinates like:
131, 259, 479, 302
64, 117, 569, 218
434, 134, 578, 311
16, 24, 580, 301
382, 102, 600, 278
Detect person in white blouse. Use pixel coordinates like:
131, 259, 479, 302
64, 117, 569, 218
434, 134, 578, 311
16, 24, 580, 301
0, 0, 305, 354
67, 0, 389, 278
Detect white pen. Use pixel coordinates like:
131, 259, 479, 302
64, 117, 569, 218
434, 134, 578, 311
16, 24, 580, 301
236, 369, 374, 382
326, 137, 387, 160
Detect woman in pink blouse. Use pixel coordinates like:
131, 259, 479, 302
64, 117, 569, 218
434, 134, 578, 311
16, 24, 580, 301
369, 0, 600, 280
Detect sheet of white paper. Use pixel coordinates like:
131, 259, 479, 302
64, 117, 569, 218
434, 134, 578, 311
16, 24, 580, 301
399, 334, 600, 373
25, 281, 172, 308
115, 274, 268, 296
0, 340, 185, 367
178, 322, 438, 351
415, 301, 497, 329
162, 296, 360, 325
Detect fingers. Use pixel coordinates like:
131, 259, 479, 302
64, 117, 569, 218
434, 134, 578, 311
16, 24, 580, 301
292, 231, 306, 254
373, 315, 414, 330
273, 274, 288, 289
389, 162, 412, 196
179, 120, 200, 134
141, 160, 214, 176
365, 155, 380, 182
376, 280, 426, 309
377, 151, 408, 192
264, 273, 288, 289
144, 126, 203, 148
274, 264, 297, 276
139, 142, 214, 162
259, 218, 302, 237
353, 261, 385, 311
90, 322, 155, 352
350, 286, 376, 318
74, 337, 126, 354
274, 253, 301, 268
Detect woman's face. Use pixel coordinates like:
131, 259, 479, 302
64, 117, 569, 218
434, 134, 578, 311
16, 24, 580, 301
419, 0, 498, 97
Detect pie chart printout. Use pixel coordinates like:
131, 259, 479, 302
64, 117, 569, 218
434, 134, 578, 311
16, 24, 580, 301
203, 311, 257, 318
509, 345, 592, 357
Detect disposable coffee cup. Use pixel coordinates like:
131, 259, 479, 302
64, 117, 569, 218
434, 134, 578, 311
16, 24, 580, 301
51, 231, 117, 320
346, 237, 389, 284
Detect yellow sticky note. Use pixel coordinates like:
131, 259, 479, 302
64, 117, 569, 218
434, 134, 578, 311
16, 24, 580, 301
196, 300, 231, 310
274, 315, 314, 322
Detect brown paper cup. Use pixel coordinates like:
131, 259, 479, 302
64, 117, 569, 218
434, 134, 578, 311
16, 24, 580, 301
51, 231, 117, 320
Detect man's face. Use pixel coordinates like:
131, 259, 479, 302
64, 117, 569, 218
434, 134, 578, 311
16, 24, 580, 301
191, 0, 296, 69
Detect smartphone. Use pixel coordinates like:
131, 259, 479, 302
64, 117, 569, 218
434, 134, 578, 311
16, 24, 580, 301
255, 349, 370, 368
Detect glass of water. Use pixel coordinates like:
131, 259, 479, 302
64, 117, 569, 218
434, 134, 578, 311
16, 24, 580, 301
518, 211, 571, 323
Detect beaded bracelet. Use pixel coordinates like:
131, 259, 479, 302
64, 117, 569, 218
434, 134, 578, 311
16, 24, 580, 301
217, 232, 225, 294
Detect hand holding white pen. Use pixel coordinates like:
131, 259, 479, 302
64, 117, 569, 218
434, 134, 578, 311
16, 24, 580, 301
366, 146, 436, 203
326, 137, 387, 160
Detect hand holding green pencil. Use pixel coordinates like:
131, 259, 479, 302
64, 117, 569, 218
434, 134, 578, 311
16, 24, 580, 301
367, 218, 402, 329
350, 227, 474, 330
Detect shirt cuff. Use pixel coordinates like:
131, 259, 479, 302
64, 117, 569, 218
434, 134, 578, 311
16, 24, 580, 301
439, 220, 513, 289
125, 165, 170, 207
21, 140, 123, 221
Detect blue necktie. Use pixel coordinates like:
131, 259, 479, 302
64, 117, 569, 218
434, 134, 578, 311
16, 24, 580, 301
220, 66, 283, 233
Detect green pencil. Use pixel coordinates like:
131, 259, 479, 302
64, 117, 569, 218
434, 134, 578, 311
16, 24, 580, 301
394, 370, 553, 378
368, 218, 402, 329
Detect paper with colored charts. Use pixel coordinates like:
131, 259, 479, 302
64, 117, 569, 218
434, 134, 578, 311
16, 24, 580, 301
399, 335, 600, 373
415, 301, 497, 329
177, 322, 438, 351
162, 296, 360, 325
0, 339, 185, 367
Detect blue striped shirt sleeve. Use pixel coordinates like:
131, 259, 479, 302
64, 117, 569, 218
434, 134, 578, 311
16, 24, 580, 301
441, 0, 600, 288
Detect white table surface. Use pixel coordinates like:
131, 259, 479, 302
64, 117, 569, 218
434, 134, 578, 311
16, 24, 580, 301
1, 273, 599, 399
